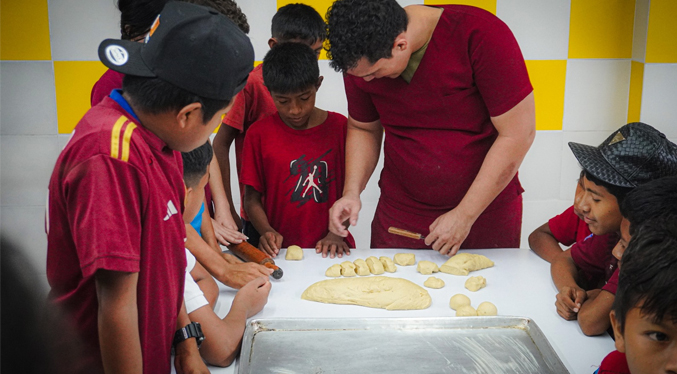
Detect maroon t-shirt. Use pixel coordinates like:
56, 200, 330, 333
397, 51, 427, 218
90, 69, 124, 107
570, 233, 619, 290
598, 350, 630, 374
344, 5, 532, 246
241, 112, 355, 248
222, 64, 278, 220
47, 97, 186, 373
549, 205, 593, 246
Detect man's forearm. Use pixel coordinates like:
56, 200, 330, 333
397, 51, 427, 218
186, 224, 231, 282
208, 153, 231, 218
213, 127, 242, 228
343, 118, 383, 197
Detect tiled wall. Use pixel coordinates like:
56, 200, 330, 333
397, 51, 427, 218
2, 0, 676, 281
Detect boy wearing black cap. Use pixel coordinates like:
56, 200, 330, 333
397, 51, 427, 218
551, 122, 677, 336
46, 2, 253, 372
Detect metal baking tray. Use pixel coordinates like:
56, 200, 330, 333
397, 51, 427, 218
238, 317, 568, 374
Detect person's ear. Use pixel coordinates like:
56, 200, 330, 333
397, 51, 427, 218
176, 103, 203, 129
392, 32, 408, 53
610, 310, 626, 353
316, 76, 324, 90
268, 37, 279, 49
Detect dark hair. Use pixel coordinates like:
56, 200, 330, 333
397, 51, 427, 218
262, 42, 320, 95
583, 169, 634, 206
326, 0, 408, 72
117, 0, 249, 40
182, 141, 213, 188
272, 3, 326, 44
621, 176, 677, 236
612, 219, 677, 333
122, 75, 229, 123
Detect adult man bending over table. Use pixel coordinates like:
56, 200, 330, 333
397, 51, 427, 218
327, 0, 535, 256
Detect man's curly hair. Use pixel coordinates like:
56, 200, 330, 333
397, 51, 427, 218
326, 0, 408, 73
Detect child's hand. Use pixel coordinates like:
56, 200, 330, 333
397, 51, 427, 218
555, 286, 588, 320
233, 276, 271, 318
259, 230, 283, 257
211, 217, 247, 245
315, 232, 351, 259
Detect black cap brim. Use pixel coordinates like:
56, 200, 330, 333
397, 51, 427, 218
568, 141, 635, 187
98, 39, 156, 78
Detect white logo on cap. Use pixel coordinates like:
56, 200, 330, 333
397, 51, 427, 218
105, 45, 129, 66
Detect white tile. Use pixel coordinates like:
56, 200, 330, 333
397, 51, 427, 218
558, 130, 613, 200
496, 0, 571, 60
0, 62, 58, 135
238, 0, 277, 61
563, 59, 632, 132
1, 136, 60, 206
632, 0, 650, 62
397, 0, 422, 6
640, 63, 677, 139
1, 205, 49, 276
49, 0, 120, 60
520, 199, 572, 249
519, 131, 563, 200
317, 59, 348, 116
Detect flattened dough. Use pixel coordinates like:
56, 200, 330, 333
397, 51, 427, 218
301, 276, 431, 310
449, 294, 471, 310
417, 260, 439, 275
285, 245, 303, 260
353, 259, 370, 276
325, 264, 341, 277
423, 276, 445, 289
340, 261, 356, 277
456, 305, 477, 316
366, 256, 385, 275
440, 253, 494, 276
379, 256, 397, 273
393, 253, 416, 266
465, 276, 486, 292
477, 301, 498, 316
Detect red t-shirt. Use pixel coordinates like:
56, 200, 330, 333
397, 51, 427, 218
343, 5, 532, 242
47, 97, 186, 373
598, 350, 630, 374
222, 64, 278, 220
90, 69, 124, 107
570, 233, 619, 290
549, 205, 592, 246
602, 268, 619, 295
241, 112, 355, 248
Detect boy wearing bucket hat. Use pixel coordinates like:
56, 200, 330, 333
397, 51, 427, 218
46, 2, 254, 372
551, 122, 677, 336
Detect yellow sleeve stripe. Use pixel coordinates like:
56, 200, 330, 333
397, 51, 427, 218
121, 123, 137, 162
110, 115, 128, 160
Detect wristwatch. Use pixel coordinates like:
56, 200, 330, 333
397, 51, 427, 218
172, 322, 205, 354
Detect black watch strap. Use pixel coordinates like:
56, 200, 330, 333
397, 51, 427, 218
172, 321, 205, 353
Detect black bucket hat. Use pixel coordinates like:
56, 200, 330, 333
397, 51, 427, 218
98, 1, 254, 101
569, 122, 677, 188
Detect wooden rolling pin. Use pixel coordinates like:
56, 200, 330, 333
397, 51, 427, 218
228, 241, 283, 279
388, 226, 426, 240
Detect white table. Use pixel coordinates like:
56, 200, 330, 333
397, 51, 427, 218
200, 248, 614, 374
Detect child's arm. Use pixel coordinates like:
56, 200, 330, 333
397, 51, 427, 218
213, 125, 243, 230
95, 270, 142, 374
200, 196, 224, 253
551, 250, 588, 320
316, 232, 351, 259
528, 223, 564, 263
208, 152, 248, 245
244, 185, 283, 257
577, 289, 615, 336
173, 303, 209, 374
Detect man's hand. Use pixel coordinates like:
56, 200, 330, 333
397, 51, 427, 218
221, 262, 273, 289
259, 230, 283, 257
316, 232, 351, 259
233, 277, 271, 318
555, 286, 588, 320
174, 339, 209, 374
211, 217, 247, 245
329, 194, 361, 237
425, 208, 475, 256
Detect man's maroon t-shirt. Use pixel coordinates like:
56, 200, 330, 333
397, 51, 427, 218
549, 205, 593, 246
241, 112, 355, 248
570, 233, 619, 290
47, 97, 186, 373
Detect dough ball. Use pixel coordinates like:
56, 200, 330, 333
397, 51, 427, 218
416, 260, 439, 275
439, 253, 494, 276
353, 258, 370, 276
449, 294, 471, 310
340, 261, 356, 277
477, 301, 498, 316
464, 276, 486, 292
423, 276, 445, 289
325, 264, 341, 277
393, 253, 416, 266
379, 256, 397, 273
455, 305, 477, 317
285, 245, 303, 260
366, 256, 385, 275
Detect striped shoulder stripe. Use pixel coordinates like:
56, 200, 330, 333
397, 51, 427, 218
110, 115, 137, 162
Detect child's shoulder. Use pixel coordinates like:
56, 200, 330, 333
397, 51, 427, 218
325, 111, 348, 127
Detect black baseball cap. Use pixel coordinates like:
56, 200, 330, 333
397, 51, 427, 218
98, 1, 254, 101
569, 122, 677, 188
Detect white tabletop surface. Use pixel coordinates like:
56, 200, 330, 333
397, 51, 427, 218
181, 247, 614, 374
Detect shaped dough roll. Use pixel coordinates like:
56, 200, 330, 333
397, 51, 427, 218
464, 276, 486, 292
301, 276, 431, 310
285, 245, 303, 260
353, 259, 370, 276
456, 305, 477, 316
366, 256, 385, 274
477, 301, 498, 316
423, 276, 445, 289
340, 261, 356, 277
325, 264, 341, 277
393, 253, 416, 266
439, 253, 494, 276
449, 294, 471, 310
379, 256, 397, 273
416, 260, 439, 275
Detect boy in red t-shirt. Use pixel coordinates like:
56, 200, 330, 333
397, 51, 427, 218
241, 42, 356, 259
213, 3, 326, 248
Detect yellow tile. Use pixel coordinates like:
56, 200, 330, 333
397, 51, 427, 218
568, 0, 635, 59
1, 0, 51, 60
645, 0, 677, 63
525, 60, 567, 131
277, 0, 333, 60
627, 61, 644, 123
424, 0, 496, 15
54, 61, 109, 134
